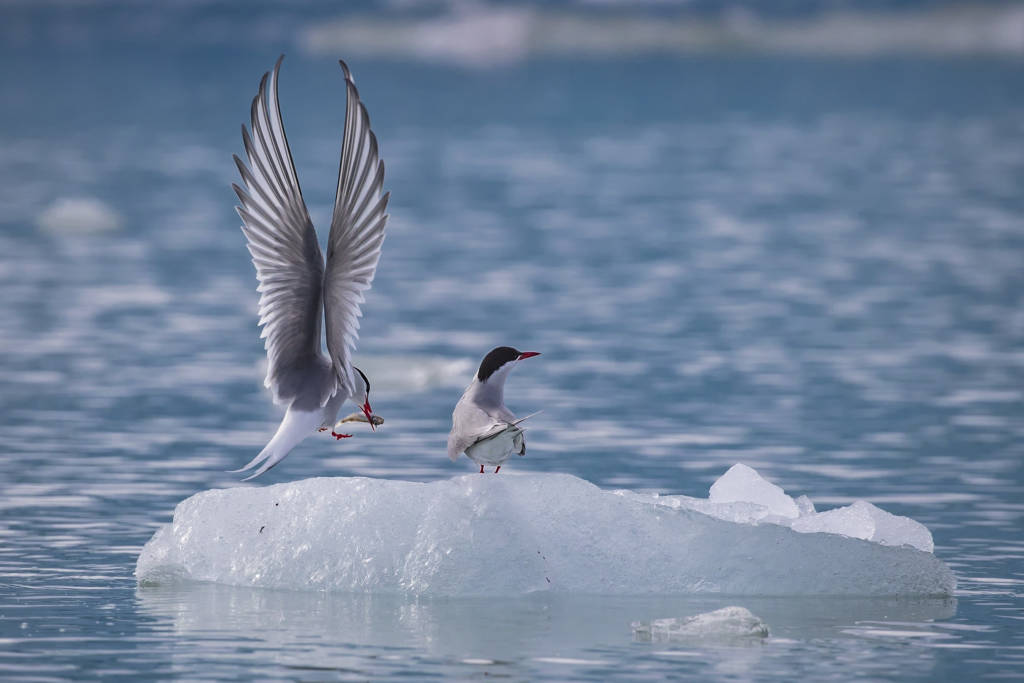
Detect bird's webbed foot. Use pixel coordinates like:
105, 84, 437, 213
331, 431, 352, 440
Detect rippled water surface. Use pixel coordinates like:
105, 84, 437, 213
1, 46, 1022, 680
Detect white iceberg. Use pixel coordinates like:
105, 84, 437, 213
632, 606, 770, 642
136, 466, 954, 596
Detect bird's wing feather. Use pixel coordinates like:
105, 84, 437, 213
323, 60, 389, 397
447, 397, 519, 460
233, 55, 328, 406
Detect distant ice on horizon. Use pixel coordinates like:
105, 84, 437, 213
136, 465, 954, 597
302, 4, 1024, 65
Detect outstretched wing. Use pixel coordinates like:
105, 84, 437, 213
233, 55, 327, 405
323, 59, 389, 397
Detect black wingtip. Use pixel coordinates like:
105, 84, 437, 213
338, 58, 352, 82
231, 182, 251, 204
234, 139, 251, 172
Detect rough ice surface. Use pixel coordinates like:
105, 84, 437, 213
790, 500, 934, 552
138, 466, 950, 593
631, 464, 935, 552
709, 463, 800, 519
632, 606, 770, 642
136, 467, 954, 596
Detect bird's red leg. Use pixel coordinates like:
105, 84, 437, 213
331, 432, 352, 440
479, 464, 484, 474
495, 466, 501, 473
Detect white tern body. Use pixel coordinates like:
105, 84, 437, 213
448, 347, 539, 473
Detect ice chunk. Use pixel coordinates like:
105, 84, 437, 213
795, 495, 816, 516
643, 468, 933, 552
632, 606, 770, 642
790, 500, 934, 552
709, 464, 799, 519
136, 470, 954, 597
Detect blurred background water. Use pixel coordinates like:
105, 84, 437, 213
1, 0, 1023, 679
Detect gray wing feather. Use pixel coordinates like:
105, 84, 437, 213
448, 426, 482, 462
233, 55, 329, 406
323, 59, 389, 396
449, 421, 523, 461
447, 396, 514, 461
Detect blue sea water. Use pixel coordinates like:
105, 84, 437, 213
1, 14, 1023, 680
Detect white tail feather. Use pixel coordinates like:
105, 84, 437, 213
232, 408, 321, 481
510, 410, 542, 426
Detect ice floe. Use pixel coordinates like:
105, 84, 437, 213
136, 466, 953, 596
632, 606, 770, 642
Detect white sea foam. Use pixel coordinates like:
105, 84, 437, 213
136, 465, 954, 596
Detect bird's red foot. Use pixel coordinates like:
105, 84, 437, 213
331, 432, 352, 440
479, 464, 484, 474
495, 466, 501, 473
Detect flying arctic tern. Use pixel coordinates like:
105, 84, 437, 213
230, 56, 388, 480
448, 346, 540, 473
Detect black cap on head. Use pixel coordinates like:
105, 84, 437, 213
477, 346, 521, 382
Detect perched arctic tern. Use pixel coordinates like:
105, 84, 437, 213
447, 347, 540, 473
230, 56, 388, 480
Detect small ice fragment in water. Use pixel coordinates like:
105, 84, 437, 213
709, 464, 799, 518
632, 606, 770, 642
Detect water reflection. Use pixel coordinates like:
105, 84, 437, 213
136, 583, 956, 677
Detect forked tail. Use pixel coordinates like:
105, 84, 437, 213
230, 408, 321, 481
510, 410, 542, 426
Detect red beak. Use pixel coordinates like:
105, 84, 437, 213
363, 401, 375, 431
517, 351, 541, 360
